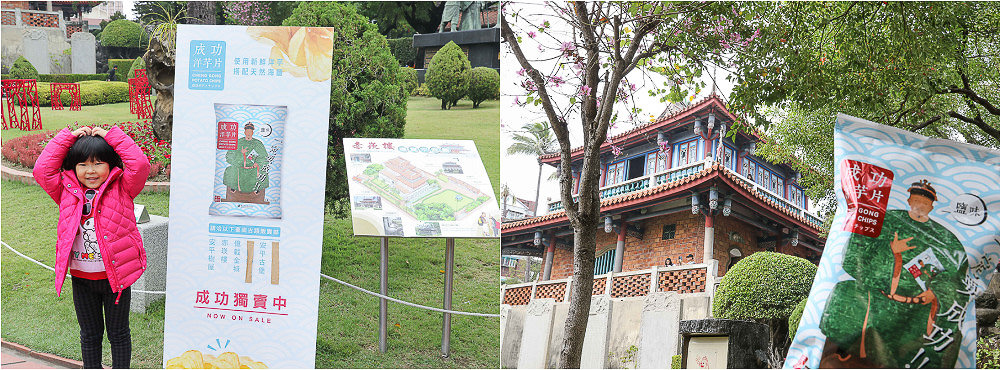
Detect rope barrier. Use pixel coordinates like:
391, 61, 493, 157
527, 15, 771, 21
2, 240, 499, 318
320, 273, 499, 318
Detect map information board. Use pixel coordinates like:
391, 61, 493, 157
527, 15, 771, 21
344, 138, 500, 238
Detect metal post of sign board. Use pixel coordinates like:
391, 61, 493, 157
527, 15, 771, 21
379, 236, 389, 353
441, 238, 455, 357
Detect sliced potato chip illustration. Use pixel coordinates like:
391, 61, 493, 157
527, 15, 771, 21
166, 349, 268, 369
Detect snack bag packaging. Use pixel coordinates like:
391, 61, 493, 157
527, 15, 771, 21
209, 103, 286, 218
784, 114, 1000, 369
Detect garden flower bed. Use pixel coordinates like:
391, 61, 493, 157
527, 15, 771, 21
1, 120, 171, 181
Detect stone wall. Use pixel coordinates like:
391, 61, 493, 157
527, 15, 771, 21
1, 26, 72, 73
501, 292, 712, 369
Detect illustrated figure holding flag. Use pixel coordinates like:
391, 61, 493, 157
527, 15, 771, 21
819, 180, 969, 368
224, 123, 270, 202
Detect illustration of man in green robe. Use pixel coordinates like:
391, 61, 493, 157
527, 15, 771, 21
820, 180, 969, 368
224, 123, 269, 195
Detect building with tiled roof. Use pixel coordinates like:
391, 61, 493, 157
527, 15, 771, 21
500, 95, 825, 306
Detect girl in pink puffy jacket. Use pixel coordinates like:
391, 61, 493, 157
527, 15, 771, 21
33, 125, 150, 369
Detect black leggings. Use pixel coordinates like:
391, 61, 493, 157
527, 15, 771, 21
71, 277, 131, 369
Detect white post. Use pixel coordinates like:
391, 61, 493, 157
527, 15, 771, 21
650, 265, 659, 293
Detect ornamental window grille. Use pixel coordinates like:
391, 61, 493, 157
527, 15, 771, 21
594, 249, 615, 275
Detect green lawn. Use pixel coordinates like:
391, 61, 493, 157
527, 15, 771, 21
0, 98, 154, 142
1, 95, 500, 368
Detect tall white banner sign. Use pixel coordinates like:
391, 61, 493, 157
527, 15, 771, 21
163, 25, 333, 369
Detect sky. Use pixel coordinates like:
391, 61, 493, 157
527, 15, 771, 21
500, 2, 736, 217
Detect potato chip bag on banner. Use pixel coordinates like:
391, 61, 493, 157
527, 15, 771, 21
784, 114, 1000, 369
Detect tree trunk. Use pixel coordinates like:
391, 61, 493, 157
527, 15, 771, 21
559, 216, 598, 368
143, 33, 176, 141
187, 1, 216, 25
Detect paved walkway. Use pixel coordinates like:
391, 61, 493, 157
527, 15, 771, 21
1, 340, 84, 369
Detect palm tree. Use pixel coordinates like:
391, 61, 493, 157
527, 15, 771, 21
506, 122, 556, 216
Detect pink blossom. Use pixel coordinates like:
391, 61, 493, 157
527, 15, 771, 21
516, 68, 526, 76
547, 75, 565, 87
522, 79, 537, 92
513, 96, 522, 106
578, 85, 592, 97
560, 42, 576, 56
611, 144, 623, 156
528, 31, 537, 38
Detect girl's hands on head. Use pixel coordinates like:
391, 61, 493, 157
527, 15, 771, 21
71, 127, 93, 137
91, 127, 109, 137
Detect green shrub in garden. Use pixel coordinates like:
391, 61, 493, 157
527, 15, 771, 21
9, 56, 39, 80
425, 41, 471, 110
978, 336, 1000, 369
412, 84, 430, 97
400, 67, 418, 95
282, 1, 407, 216
387, 37, 416, 66
671, 354, 682, 369
107, 59, 134, 81
127, 57, 146, 79
38, 74, 107, 83
36, 81, 129, 106
787, 298, 807, 340
712, 252, 817, 320
100, 19, 148, 48
467, 67, 499, 108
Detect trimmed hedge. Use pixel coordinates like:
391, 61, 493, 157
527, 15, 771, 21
400, 67, 418, 95
100, 19, 147, 48
108, 59, 134, 81
426, 41, 471, 109
38, 74, 108, 83
9, 56, 39, 80
712, 251, 817, 320
127, 57, 146, 79
37, 81, 130, 106
467, 67, 499, 108
387, 37, 415, 66
788, 298, 807, 340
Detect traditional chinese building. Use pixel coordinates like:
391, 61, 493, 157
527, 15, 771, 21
500, 95, 825, 307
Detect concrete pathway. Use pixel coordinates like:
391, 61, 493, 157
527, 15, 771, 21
1, 340, 85, 369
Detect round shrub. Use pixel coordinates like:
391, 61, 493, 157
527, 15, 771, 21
712, 251, 817, 320
467, 67, 499, 108
425, 41, 471, 109
400, 67, 418, 95
282, 2, 407, 216
127, 57, 146, 79
788, 298, 807, 340
100, 19, 147, 48
9, 56, 39, 80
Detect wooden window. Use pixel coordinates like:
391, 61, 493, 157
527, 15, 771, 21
662, 224, 676, 240
594, 249, 615, 275
675, 139, 699, 166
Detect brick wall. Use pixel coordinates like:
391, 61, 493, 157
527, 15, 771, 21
537, 211, 818, 280
21, 11, 59, 27
713, 215, 764, 276
1, 10, 15, 25
3, 1, 30, 10
66, 23, 83, 38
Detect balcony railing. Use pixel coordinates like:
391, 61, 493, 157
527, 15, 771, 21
500, 263, 716, 306
548, 161, 708, 212
544, 159, 823, 228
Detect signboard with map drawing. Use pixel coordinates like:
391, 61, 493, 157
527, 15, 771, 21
344, 138, 500, 238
